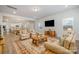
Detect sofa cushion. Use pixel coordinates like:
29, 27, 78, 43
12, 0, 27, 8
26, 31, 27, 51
44, 42, 73, 54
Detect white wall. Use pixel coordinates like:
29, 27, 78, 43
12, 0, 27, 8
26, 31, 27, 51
35, 7, 79, 39
0, 15, 3, 24
0, 13, 35, 34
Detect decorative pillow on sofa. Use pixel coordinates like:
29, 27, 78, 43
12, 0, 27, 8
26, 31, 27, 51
59, 35, 67, 46
63, 35, 73, 49
59, 30, 73, 47
68, 35, 77, 52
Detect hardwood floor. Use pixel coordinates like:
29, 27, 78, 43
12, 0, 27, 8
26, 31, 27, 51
4, 33, 19, 54
76, 40, 79, 54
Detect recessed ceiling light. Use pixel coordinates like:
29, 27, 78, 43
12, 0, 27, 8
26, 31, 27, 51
5, 19, 8, 22
13, 10, 16, 14
33, 8, 39, 12
65, 5, 68, 8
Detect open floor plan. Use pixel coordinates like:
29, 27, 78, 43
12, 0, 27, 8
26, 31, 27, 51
0, 5, 79, 54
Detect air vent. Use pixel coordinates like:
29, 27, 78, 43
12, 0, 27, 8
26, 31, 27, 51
7, 5, 17, 10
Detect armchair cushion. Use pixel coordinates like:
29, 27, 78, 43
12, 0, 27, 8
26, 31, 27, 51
20, 33, 30, 40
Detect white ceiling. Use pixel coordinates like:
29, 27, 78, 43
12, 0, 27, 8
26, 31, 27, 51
0, 5, 79, 19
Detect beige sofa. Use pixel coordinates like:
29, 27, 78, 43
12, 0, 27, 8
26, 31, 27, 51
44, 29, 77, 54
44, 42, 73, 54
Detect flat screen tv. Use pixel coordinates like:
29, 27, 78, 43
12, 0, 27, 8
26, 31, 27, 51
45, 20, 55, 27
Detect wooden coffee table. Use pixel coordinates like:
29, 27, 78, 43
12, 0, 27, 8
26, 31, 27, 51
32, 35, 48, 46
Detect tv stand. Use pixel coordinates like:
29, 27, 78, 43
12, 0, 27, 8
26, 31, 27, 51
45, 30, 56, 38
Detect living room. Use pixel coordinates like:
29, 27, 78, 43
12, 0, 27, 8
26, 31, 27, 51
0, 5, 79, 54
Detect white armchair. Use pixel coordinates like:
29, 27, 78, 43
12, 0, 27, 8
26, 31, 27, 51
19, 30, 30, 40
